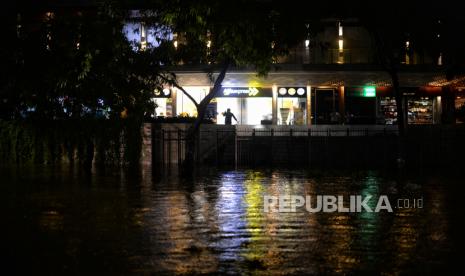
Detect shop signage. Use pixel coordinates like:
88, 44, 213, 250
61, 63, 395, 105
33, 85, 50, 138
154, 88, 171, 98
348, 86, 377, 97
219, 87, 272, 97
278, 87, 306, 97
363, 86, 376, 97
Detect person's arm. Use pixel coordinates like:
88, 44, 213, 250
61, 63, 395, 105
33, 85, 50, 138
233, 114, 237, 121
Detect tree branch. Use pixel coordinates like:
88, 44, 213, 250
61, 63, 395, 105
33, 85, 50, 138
157, 73, 199, 110
198, 61, 229, 109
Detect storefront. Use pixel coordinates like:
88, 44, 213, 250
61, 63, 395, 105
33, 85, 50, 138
152, 88, 173, 118
216, 87, 272, 125
345, 87, 377, 124
176, 86, 210, 117
407, 97, 434, 124
277, 87, 307, 125
455, 88, 465, 123
311, 88, 340, 124
376, 87, 442, 125
378, 97, 397, 124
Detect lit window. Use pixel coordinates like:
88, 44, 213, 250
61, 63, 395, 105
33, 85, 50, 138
338, 39, 343, 51
173, 33, 178, 49
140, 23, 147, 50
305, 39, 310, 48
338, 21, 343, 36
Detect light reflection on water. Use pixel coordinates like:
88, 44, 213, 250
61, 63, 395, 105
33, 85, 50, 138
2, 167, 461, 275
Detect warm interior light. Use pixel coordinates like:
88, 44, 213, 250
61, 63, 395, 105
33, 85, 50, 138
207, 40, 211, 48
338, 39, 343, 51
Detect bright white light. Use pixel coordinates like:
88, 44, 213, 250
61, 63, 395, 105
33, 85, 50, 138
405, 40, 410, 48
279, 88, 287, 95
305, 39, 310, 48
140, 24, 146, 38
207, 40, 211, 48
338, 39, 343, 51
338, 22, 343, 36
173, 40, 178, 48
297, 88, 305, 95
246, 98, 272, 125
163, 88, 170, 96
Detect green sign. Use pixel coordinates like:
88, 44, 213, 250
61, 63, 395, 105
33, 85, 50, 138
363, 86, 376, 97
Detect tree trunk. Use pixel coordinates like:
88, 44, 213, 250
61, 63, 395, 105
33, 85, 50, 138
181, 62, 229, 174
390, 69, 407, 167
441, 85, 456, 124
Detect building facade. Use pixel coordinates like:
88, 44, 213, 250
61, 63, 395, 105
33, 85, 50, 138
138, 17, 464, 126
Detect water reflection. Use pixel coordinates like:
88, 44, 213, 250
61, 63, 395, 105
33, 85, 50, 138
2, 167, 460, 274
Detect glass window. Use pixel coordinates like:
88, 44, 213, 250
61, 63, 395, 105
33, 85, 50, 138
177, 87, 210, 117
278, 98, 306, 125
408, 97, 433, 124
245, 98, 272, 125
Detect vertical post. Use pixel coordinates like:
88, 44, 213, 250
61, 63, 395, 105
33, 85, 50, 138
314, 88, 318, 125
234, 127, 238, 168
161, 129, 165, 166
307, 85, 312, 126
196, 129, 200, 163
167, 130, 171, 167
252, 129, 256, 166
151, 123, 156, 167
216, 129, 219, 166
307, 128, 311, 167
289, 128, 293, 165
339, 86, 345, 124
270, 129, 274, 166
272, 84, 278, 125
177, 129, 181, 164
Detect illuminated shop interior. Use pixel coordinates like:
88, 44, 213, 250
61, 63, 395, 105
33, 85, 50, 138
176, 86, 210, 117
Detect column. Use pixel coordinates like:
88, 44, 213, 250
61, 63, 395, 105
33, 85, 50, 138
306, 85, 312, 126
272, 84, 278, 125
170, 87, 177, 117
338, 86, 345, 124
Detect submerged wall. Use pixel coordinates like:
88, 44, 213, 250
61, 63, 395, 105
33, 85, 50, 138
0, 119, 142, 168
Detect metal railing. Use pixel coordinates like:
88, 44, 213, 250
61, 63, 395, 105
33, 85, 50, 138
152, 125, 399, 166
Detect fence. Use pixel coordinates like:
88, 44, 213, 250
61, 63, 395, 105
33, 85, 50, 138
150, 125, 401, 168
147, 124, 465, 169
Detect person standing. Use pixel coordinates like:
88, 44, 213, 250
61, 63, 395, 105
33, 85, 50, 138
223, 108, 237, 125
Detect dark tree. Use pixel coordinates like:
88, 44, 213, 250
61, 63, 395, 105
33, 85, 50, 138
138, 0, 297, 171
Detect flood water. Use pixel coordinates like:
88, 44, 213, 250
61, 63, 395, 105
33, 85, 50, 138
3, 166, 464, 275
